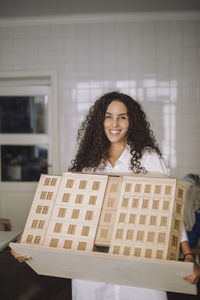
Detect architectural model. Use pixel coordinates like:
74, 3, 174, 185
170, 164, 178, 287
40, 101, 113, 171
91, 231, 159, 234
20, 172, 186, 261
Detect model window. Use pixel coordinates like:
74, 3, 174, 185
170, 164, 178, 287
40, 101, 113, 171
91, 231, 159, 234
78, 242, 87, 251
136, 231, 144, 241
40, 191, 47, 199
158, 233, 166, 243
42, 206, 49, 214
160, 216, 167, 226
26, 235, 33, 243
147, 232, 155, 242
123, 247, 130, 256
134, 248, 141, 257
156, 250, 163, 259
145, 249, 152, 258
44, 178, 51, 185
142, 199, 149, 209
139, 215, 146, 225
58, 207, 66, 218
36, 205, 43, 214
119, 213, 126, 223
54, 223, 62, 233
47, 192, 53, 200
89, 195, 97, 205
178, 188, 183, 199
63, 240, 72, 249
62, 193, 70, 202
31, 220, 38, 228
152, 200, 159, 209
75, 194, 83, 204
50, 178, 57, 186
171, 235, 178, 248
163, 201, 169, 210
92, 181, 100, 190
113, 246, 120, 254
132, 198, 139, 208
125, 183, 131, 192
66, 179, 74, 188
165, 185, 172, 195
129, 214, 136, 224
176, 203, 182, 214
155, 185, 161, 194
126, 230, 134, 240
144, 184, 151, 193
38, 220, 45, 229
135, 184, 141, 193
79, 180, 87, 189
85, 210, 93, 220
81, 226, 90, 236
50, 238, 58, 247
150, 216, 157, 225
68, 224, 76, 235
71, 209, 80, 219
34, 236, 41, 244
115, 229, 123, 239
174, 219, 180, 231
122, 198, 129, 207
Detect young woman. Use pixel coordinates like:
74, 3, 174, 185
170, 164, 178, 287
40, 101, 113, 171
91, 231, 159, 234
12, 91, 200, 299
69, 91, 200, 300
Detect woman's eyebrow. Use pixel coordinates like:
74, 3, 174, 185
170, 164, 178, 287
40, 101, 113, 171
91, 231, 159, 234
105, 112, 128, 115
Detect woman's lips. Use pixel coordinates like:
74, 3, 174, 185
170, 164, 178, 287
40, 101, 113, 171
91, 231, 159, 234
109, 130, 121, 135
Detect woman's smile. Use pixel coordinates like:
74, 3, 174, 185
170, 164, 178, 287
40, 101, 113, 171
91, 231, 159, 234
109, 129, 121, 135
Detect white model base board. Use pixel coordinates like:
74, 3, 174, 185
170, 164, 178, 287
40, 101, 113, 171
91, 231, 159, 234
10, 243, 196, 295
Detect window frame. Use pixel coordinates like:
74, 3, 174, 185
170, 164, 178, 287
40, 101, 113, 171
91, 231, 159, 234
0, 72, 58, 184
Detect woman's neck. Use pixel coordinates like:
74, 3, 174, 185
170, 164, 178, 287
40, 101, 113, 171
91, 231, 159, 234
108, 142, 127, 167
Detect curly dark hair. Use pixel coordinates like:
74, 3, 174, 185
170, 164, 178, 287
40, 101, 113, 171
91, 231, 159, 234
69, 91, 162, 173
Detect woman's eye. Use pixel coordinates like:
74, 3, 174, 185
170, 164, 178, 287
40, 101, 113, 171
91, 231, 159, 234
105, 115, 111, 119
120, 116, 127, 120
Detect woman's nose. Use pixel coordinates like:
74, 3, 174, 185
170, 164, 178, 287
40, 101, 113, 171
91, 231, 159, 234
112, 118, 118, 127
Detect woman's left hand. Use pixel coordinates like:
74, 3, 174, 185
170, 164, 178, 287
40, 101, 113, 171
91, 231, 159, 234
182, 258, 200, 284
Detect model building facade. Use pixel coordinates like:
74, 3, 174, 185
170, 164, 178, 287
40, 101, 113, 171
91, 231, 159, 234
21, 172, 186, 260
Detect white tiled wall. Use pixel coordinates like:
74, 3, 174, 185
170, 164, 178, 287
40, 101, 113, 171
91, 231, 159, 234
0, 14, 200, 178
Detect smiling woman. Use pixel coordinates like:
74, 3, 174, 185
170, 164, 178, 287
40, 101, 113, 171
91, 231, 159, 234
68, 91, 200, 300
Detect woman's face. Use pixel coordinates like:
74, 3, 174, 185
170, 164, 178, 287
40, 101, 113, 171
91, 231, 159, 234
104, 100, 129, 145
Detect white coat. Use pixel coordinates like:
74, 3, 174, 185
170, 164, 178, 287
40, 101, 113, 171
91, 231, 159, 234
72, 147, 188, 300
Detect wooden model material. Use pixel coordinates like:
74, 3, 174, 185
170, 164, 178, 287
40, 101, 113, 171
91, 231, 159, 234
10, 172, 197, 294
10, 242, 195, 295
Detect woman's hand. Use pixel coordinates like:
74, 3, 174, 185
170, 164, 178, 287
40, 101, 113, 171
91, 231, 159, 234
11, 248, 31, 263
10, 232, 31, 263
181, 254, 200, 284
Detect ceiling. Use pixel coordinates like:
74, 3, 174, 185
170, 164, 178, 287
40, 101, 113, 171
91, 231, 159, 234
0, 0, 200, 18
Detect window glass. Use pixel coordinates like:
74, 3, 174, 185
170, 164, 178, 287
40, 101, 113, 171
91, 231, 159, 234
1, 145, 47, 181
0, 96, 48, 133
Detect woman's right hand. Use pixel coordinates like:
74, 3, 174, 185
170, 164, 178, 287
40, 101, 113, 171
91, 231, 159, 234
11, 249, 31, 263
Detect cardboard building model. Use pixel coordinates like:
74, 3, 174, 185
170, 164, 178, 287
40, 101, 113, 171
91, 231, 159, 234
20, 172, 185, 261
10, 172, 196, 294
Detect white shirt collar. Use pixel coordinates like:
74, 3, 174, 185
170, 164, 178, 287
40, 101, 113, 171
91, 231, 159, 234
104, 145, 131, 171
117, 144, 131, 164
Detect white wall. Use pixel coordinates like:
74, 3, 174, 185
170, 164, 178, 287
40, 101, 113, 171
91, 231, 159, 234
0, 0, 200, 17
0, 12, 200, 178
